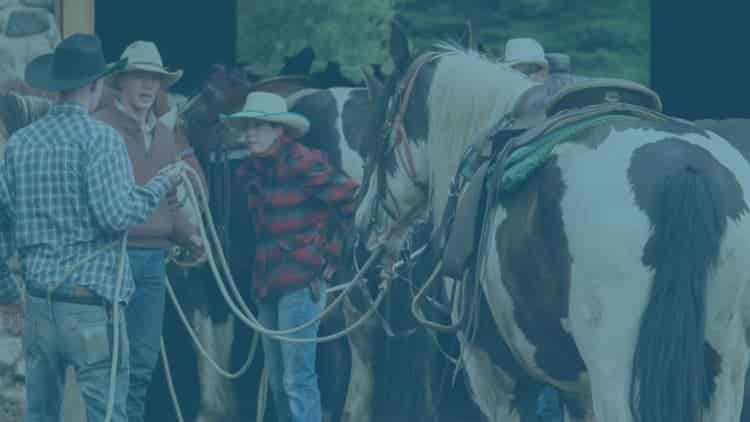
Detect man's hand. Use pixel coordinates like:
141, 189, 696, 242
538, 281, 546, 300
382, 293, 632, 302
159, 161, 187, 188
187, 234, 207, 264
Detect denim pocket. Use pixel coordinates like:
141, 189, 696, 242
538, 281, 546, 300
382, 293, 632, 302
76, 323, 111, 367
65, 307, 112, 368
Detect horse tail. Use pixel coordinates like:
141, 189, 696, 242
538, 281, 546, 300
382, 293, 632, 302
630, 165, 723, 422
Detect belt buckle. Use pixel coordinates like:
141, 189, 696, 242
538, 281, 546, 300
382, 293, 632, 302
73, 286, 92, 297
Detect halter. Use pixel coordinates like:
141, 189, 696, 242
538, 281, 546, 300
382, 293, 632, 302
360, 52, 442, 233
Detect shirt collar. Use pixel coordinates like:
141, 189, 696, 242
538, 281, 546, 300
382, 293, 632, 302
250, 135, 291, 166
115, 99, 157, 132
49, 102, 89, 116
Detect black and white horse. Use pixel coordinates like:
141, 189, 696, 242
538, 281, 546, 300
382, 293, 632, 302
355, 24, 750, 422
352, 22, 536, 422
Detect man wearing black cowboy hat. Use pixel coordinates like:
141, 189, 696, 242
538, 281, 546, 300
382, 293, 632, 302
0, 33, 184, 422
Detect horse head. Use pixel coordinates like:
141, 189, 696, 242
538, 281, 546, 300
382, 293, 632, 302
354, 20, 534, 263
181, 59, 328, 153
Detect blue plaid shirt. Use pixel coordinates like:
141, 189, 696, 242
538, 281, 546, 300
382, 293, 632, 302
0, 102, 172, 304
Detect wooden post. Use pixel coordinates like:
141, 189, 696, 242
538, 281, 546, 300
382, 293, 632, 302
56, 0, 96, 38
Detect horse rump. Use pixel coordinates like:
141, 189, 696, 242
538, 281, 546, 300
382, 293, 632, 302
629, 164, 724, 422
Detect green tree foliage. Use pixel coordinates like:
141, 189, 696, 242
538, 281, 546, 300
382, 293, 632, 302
237, 0, 395, 81
237, 0, 650, 85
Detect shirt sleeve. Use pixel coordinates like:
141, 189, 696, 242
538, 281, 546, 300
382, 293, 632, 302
86, 127, 173, 233
167, 189, 196, 248
0, 164, 19, 305
169, 132, 204, 248
301, 151, 359, 219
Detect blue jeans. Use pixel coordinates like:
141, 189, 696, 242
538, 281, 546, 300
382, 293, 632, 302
125, 248, 166, 422
258, 283, 327, 422
24, 294, 129, 422
537, 385, 563, 422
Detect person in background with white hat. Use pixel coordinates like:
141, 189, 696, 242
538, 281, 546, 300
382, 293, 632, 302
94, 40, 205, 422
504, 37, 550, 82
224, 92, 358, 422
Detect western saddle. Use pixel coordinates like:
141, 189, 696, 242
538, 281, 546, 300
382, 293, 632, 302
439, 76, 664, 279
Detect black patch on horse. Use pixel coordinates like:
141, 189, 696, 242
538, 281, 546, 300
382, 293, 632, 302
495, 157, 586, 383
402, 60, 436, 147
629, 138, 747, 224
568, 117, 645, 150
628, 137, 746, 422
341, 89, 372, 159
470, 288, 586, 420
290, 90, 343, 169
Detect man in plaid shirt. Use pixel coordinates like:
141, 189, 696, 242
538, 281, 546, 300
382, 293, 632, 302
0, 34, 183, 422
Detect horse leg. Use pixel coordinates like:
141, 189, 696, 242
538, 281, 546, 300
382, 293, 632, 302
340, 296, 379, 422
193, 310, 237, 422
317, 303, 351, 422
460, 338, 515, 421
701, 338, 748, 421
698, 290, 750, 421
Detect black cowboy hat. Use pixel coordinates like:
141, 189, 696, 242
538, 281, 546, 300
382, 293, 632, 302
25, 33, 127, 92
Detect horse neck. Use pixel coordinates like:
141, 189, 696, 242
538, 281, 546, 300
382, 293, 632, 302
422, 49, 534, 223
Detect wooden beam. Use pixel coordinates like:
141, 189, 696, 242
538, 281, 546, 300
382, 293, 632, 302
57, 0, 95, 38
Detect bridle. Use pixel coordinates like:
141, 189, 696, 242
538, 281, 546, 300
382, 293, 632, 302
358, 52, 442, 236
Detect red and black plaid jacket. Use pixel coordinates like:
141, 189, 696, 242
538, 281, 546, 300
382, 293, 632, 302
236, 136, 359, 301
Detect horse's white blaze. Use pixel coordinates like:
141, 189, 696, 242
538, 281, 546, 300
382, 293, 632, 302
330, 88, 364, 181
354, 140, 429, 246
389, 139, 430, 207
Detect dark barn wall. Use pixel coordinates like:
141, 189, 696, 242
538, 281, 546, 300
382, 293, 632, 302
95, 0, 236, 95
651, 1, 750, 119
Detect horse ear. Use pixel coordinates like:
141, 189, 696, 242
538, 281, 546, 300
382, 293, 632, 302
372, 63, 387, 83
362, 66, 384, 103
280, 46, 315, 76
389, 20, 411, 72
460, 20, 475, 50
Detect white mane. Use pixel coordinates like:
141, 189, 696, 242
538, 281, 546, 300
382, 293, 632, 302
425, 43, 534, 222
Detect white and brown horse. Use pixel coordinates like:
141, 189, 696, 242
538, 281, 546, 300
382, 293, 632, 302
355, 24, 750, 422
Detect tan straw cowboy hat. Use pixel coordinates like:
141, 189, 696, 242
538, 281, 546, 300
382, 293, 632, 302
115, 40, 183, 86
504, 37, 549, 71
221, 92, 310, 138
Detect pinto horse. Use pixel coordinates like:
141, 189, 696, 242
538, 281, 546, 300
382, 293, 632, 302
355, 23, 750, 422
351, 22, 535, 422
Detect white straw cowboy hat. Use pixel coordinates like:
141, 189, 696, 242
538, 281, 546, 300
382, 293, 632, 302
504, 38, 549, 71
114, 40, 182, 87
221, 92, 310, 138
